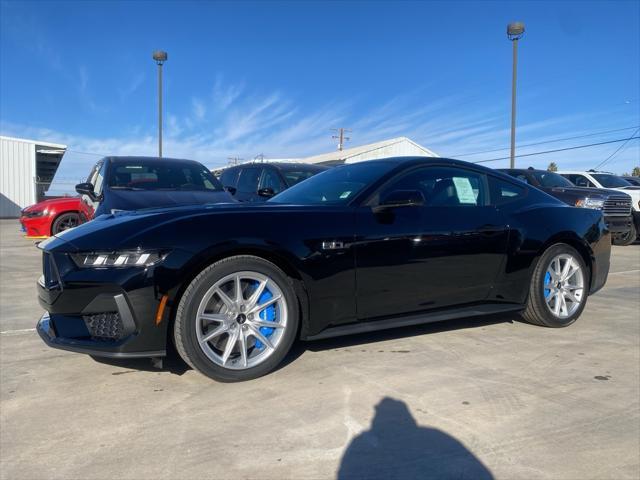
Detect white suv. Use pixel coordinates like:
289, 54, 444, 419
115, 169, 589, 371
558, 170, 640, 242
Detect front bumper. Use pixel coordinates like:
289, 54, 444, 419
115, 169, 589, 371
36, 250, 168, 358
20, 215, 52, 238
604, 214, 634, 235
37, 312, 164, 358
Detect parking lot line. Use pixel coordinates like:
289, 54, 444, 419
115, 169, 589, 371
0, 327, 36, 336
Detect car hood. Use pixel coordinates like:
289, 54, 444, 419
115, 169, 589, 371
546, 186, 628, 198
43, 202, 333, 252
23, 196, 81, 212
105, 189, 234, 212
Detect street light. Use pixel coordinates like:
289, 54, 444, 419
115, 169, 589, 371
152, 50, 168, 158
507, 22, 524, 168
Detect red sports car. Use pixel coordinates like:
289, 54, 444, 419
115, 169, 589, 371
20, 197, 92, 238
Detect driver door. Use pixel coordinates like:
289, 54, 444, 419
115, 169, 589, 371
354, 165, 509, 320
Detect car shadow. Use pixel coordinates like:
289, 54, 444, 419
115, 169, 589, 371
301, 312, 515, 353
338, 396, 494, 479
90, 312, 516, 377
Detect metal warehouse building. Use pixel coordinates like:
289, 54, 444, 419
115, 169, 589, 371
0, 136, 67, 218
299, 136, 438, 165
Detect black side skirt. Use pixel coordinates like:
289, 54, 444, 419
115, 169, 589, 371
304, 303, 523, 341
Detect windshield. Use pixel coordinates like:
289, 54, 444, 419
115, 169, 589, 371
591, 174, 632, 188
531, 171, 575, 188
108, 161, 223, 191
268, 161, 397, 205
281, 166, 327, 187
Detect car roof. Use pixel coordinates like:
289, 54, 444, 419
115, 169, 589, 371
106, 156, 205, 167
224, 162, 327, 170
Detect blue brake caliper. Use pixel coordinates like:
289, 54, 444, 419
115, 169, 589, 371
544, 271, 551, 299
254, 286, 275, 350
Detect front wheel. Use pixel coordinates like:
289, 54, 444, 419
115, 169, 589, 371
51, 212, 80, 235
174, 255, 299, 382
522, 243, 589, 327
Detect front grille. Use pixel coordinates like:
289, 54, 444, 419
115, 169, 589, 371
603, 195, 632, 216
83, 312, 124, 340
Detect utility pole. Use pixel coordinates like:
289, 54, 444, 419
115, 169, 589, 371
507, 23, 525, 168
331, 128, 352, 151
152, 50, 168, 158
227, 156, 242, 165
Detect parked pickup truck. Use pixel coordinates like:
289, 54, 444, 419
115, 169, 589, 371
500, 168, 635, 246
558, 170, 640, 244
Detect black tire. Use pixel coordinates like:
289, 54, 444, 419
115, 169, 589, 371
51, 212, 81, 235
174, 255, 299, 382
522, 243, 589, 328
612, 222, 637, 246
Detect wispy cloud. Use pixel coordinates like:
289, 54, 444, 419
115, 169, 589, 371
118, 72, 145, 101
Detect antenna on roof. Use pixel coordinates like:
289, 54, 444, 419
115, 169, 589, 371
331, 128, 352, 151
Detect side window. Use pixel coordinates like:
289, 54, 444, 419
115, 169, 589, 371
566, 174, 594, 188
86, 162, 99, 184
220, 168, 239, 187
516, 174, 530, 184
489, 177, 526, 206
376, 166, 487, 207
236, 167, 262, 193
93, 161, 105, 196
260, 168, 285, 194
86, 161, 104, 196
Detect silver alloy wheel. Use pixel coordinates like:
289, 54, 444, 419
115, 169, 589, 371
543, 253, 585, 319
195, 271, 288, 370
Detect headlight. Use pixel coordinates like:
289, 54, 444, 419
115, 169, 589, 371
23, 209, 48, 218
575, 198, 604, 209
70, 250, 165, 268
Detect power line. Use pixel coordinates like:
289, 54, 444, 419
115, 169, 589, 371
593, 127, 640, 170
472, 136, 640, 164
451, 125, 640, 158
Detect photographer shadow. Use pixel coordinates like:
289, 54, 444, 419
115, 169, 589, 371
338, 397, 493, 480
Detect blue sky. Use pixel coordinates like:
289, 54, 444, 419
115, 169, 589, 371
1, 0, 639, 192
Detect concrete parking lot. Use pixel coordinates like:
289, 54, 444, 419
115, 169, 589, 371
1, 218, 639, 480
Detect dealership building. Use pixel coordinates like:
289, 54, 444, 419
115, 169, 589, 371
0, 136, 67, 218
298, 136, 437, 165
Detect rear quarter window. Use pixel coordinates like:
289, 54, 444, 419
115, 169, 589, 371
490, 176, 527, 206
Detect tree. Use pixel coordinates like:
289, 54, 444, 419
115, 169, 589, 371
547, 162, 558, 172
632, 166, 640, 177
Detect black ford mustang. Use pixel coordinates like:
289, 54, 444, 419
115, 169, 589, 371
36, 157, 611, 382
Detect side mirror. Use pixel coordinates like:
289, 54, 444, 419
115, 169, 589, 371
375, 190, 425, 211
224, 186, 237, 195
257, 187, 275, 198
75, 182, 97, 200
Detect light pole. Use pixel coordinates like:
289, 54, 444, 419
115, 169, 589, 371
507, 22, 524, 168
152, 50, 168, 158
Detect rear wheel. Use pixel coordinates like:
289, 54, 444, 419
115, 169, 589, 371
522, 243, 588, 327
612, 222, 636, 246
51, 212, 80, 235
174, 255, 299, 382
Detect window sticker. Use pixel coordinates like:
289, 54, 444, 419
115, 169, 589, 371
452, 177, 477, 204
